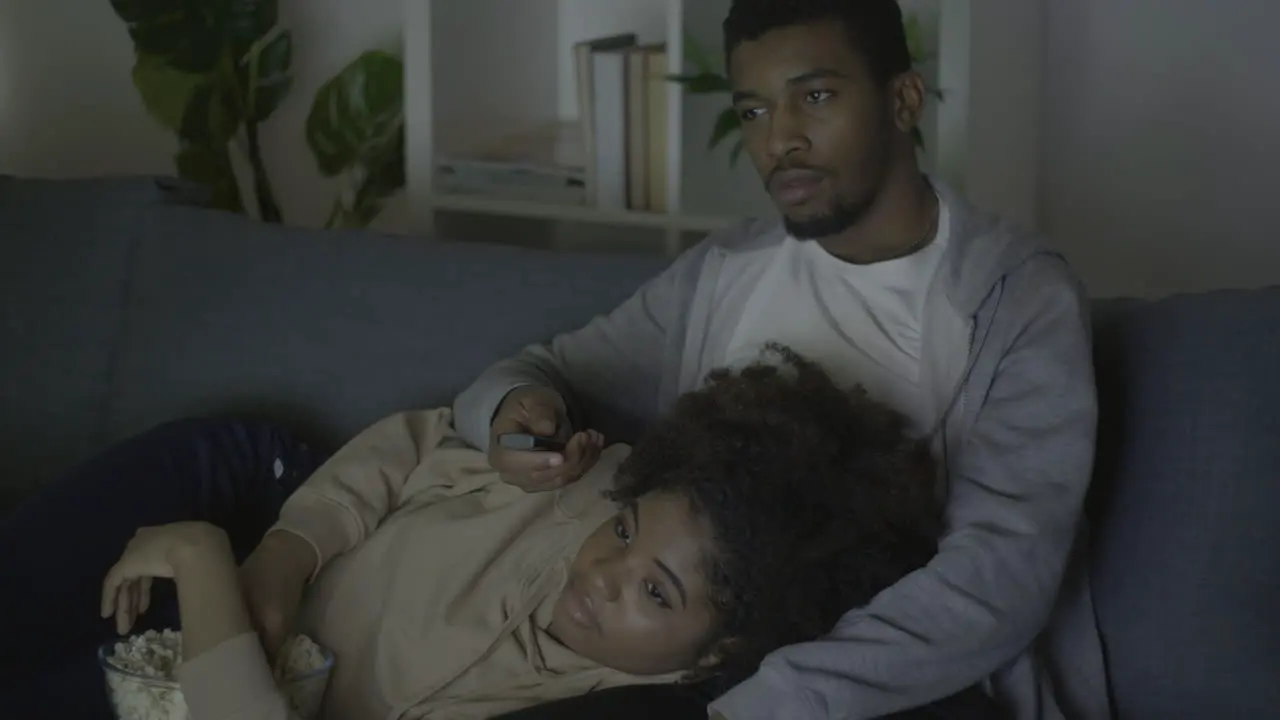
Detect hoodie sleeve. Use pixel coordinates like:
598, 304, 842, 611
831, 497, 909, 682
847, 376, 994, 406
450, 236, 727, 452
176, 633, 302, 720
268, 408, 454, 574
709, 256, 1098, 719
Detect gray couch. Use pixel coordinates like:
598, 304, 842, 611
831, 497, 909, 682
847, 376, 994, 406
2, 175, 1277, 718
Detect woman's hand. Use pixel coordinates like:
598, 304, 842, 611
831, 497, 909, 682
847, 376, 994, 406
101, 521, 231, 635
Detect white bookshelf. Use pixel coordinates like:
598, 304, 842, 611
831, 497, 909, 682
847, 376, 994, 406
402, 0, 1043, 255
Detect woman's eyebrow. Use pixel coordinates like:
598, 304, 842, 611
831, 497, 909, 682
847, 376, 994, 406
654, 558, 688, 609
629, 500, 687, 608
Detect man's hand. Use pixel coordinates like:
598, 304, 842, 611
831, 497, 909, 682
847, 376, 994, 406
239, 530, 317, 665
488, 385, 603, 491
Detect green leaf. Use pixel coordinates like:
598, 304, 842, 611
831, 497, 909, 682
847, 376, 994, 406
708, 107, 740, 150
175, 141, 243, 213
669, 71, 731, 94
247, 30, 293, 122
131, 53, 205, 131
108, 0, 225, 73
683, 34, 718, 75
904, 13, 925, 64
306, 50, 404, 177
180, 82, 240, 144
345, 128, 406, 226
227, 0, 279, 59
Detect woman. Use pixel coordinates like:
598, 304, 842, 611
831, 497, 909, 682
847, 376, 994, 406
11, 346, 944, 718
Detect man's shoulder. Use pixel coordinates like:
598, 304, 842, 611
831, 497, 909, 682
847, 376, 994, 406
940, 183, 1084, 315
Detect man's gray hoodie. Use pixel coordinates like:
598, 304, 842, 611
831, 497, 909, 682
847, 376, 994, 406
453, 179, 1110, 720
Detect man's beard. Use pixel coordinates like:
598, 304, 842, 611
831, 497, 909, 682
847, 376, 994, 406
778, 125, 894, 240
782, 195, 875, 240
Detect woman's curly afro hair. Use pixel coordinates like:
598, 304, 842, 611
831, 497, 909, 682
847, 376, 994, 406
611, 343, 943, 685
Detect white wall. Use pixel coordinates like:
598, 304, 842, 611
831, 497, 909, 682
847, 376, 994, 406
1042, 0, 1280, 298
0, 0, 407, 231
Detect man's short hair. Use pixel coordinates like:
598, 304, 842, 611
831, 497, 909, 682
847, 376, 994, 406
723, 0, 914, 86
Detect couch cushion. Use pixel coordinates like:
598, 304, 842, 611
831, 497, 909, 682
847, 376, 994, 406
104, 203, 671, 451
1088, 289, 1280, 718
0, 176, 181, 502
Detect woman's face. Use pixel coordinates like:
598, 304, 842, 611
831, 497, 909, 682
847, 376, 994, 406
550, 492, 719, 675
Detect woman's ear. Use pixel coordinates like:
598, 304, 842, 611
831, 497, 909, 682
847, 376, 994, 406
694, 636, 741, 673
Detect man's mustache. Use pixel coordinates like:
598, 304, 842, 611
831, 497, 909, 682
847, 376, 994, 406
766, 163, 829, 189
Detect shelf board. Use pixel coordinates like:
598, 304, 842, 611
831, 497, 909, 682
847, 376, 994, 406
427, 193, 738, 233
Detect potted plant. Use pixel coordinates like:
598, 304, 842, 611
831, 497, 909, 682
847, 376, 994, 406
108, 0, 405, 229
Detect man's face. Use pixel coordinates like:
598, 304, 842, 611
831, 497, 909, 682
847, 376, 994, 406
550, 492, 719, 676
729, 20, 897, 239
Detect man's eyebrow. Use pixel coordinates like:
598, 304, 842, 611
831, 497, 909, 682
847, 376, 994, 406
654, 558, 688, 610
732, 68, 850, 103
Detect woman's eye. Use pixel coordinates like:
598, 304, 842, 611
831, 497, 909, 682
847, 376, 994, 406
806, 90, 834, 103
613, 518, 631, 544
645, 580, 671, 609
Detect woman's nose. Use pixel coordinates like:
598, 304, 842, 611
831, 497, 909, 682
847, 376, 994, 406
588, 557, 624, 603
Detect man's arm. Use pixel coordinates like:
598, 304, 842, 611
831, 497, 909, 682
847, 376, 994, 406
452, 239, 718, 452
709, 257, 1098, 719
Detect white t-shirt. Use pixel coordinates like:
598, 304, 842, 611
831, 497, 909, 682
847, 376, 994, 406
718, 199, 951, 432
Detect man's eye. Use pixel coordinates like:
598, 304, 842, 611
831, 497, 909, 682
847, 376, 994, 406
645, 580, 671, 609
739, 107, 764, 122
806, 90, 834, 103
613, 519, 631, 544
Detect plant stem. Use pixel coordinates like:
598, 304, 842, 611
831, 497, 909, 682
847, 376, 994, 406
245, 120, 282, 222
234, 42, 283, 223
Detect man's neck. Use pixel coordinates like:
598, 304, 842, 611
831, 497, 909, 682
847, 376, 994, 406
817, 166, 938, 265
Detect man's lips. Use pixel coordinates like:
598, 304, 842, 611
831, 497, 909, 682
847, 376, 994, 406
769, 168, 826, 205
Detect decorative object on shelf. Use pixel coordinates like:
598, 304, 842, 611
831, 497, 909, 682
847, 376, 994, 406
108, 0, 293, 219
108, 1, 405, 230
306, 51, 406, 229
669, 10, 941, 166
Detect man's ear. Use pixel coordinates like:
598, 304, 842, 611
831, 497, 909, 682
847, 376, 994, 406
889, 70, 926, 133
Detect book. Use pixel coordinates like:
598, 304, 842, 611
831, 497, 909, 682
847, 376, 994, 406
434, 122, 587, 205
573, 33, 637, 208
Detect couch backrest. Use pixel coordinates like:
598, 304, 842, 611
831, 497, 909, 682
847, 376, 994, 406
1089, 288, 1280, 717
0, 176, 669, 499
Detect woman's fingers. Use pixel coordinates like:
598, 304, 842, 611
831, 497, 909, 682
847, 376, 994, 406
138, 577, 152, 615
101, 561, 125, 620
115, 581, 134, 634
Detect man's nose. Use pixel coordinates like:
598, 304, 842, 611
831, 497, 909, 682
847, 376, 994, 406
766, 104, 810, 161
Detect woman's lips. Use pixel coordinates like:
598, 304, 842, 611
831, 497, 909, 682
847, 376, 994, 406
562, 582, 598, 632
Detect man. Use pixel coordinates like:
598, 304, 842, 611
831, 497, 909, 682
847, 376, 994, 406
455, 1, 1108, 719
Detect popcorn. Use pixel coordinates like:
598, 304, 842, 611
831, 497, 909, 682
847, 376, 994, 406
101, 629, 330, 720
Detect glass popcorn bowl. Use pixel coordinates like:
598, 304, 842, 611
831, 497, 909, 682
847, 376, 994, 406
98, 630, 334, 720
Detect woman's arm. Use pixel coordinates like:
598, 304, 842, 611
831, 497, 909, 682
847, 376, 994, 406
168, 525, 254, 659
103, 522, 304, 720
